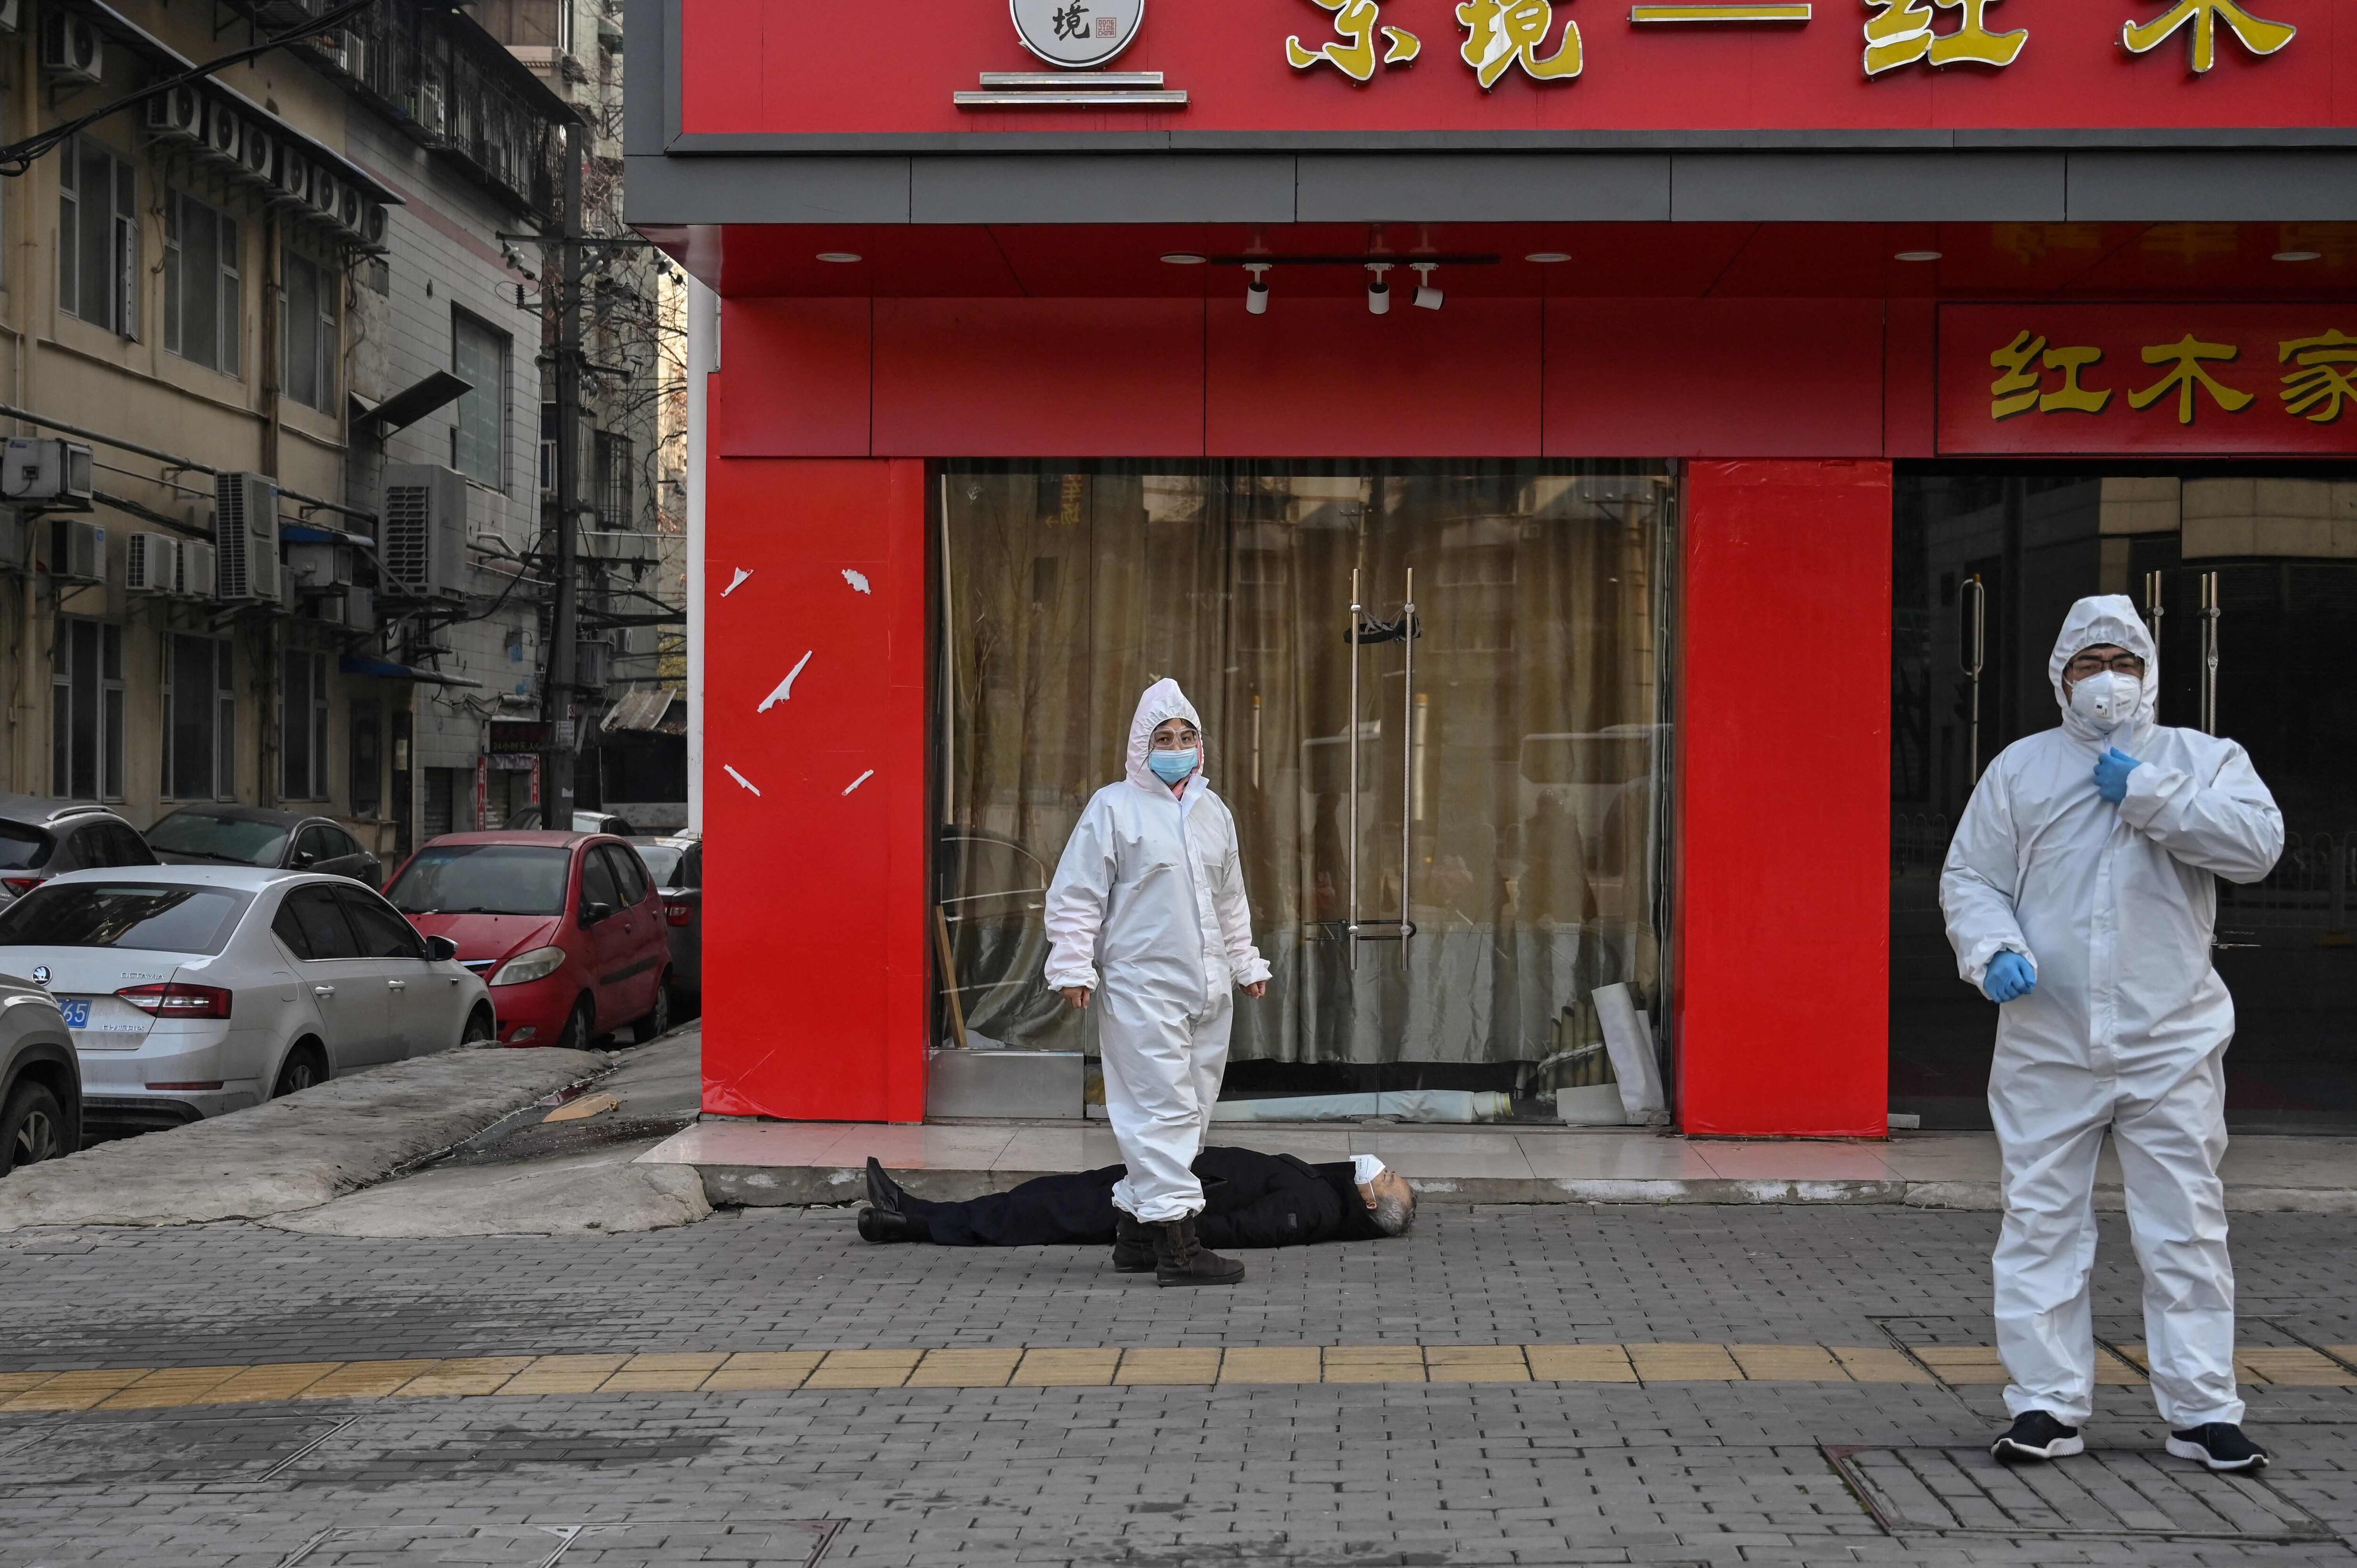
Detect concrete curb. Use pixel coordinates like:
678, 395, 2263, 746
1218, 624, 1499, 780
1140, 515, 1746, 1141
0, 1047, 610, 1230
692, 1164, 2357, 1214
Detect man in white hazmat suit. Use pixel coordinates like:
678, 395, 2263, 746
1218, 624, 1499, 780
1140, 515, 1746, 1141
1044, 678, 1272, 1287
1941, 595, 2283, 1473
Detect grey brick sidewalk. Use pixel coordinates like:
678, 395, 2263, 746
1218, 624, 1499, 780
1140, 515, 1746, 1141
5, 1206, 2356, 1567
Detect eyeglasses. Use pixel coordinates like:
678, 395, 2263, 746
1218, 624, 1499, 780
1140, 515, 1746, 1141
2065, 652, 2147, 678
1149, 730, 1200, 749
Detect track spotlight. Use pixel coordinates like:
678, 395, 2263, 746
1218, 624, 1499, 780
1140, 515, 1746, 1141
1366, 262, 1392, 316
1411, 262, 1442, 311
1245, 263, 1271, 315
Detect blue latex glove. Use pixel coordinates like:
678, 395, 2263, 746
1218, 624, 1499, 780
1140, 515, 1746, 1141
1983, 951, 2037, 1004
2094, 747, 2143, 805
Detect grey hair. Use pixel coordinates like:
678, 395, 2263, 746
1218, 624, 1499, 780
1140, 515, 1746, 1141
1370, 1188, 1414, 1236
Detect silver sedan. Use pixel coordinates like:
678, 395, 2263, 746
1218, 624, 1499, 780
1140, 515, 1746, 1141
0, 865, 494, 1133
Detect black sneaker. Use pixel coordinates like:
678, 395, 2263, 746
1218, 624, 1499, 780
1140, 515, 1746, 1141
1992, 1410, 2085, 1463
2167, 1423, 2268, 1472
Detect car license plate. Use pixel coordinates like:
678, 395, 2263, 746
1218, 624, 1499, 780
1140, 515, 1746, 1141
63, 997, 148, 1037
59, 998, 90, 1028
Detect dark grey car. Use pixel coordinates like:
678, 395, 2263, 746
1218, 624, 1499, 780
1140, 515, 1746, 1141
146, 804, 384, 887
0, 796, 159, 909
0, 973, 79, 1174
630, 836, 701, 1002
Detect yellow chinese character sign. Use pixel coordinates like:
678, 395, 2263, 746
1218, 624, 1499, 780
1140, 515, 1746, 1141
1940, 307, 2352, 456
1287, 0, 1420, 80
1455, 0, 1582, 87
1863, 0, 2027, 77
2121, 0, 2296, 74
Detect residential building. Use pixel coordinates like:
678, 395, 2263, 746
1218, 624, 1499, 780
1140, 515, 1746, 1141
0, 0, 569, 856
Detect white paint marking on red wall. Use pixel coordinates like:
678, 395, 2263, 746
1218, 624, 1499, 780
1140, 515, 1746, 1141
723, 567, 752, 597
725, 765, 761, 796
757, 650, 815, 713
842, 569, 871, 594
843, 770, 875, 796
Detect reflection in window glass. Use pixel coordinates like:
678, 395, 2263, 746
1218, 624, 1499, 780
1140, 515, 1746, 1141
938, 462, 1676, 1112
0, 883, 250, 954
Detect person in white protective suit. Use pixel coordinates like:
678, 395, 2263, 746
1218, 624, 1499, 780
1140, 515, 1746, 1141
1941, 594, 2283, 1473
1043, 679, 1272, 1287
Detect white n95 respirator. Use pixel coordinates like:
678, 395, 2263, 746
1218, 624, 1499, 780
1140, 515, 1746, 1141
2070, 671, 2140, 732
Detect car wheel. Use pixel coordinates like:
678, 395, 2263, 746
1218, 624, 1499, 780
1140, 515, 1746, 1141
632, 975, 674, 1044
557, 995, 596, 1052
0, 1081, 66, 1175
272, 1043, 329, 1099
461, 1006, 496, 1047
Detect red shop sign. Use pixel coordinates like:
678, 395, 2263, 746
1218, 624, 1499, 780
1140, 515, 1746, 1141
1937, 304, 2357, 458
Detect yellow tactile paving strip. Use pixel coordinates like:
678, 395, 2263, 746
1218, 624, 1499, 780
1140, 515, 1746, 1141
4, 1342, 2353, 1412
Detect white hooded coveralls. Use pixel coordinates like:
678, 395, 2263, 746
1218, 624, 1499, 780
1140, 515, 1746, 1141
1940, 595, 2283, 1430
1044, 680, 1273, 1223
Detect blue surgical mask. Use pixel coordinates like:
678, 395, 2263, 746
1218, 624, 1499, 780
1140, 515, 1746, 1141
1148, 748, 1199, 786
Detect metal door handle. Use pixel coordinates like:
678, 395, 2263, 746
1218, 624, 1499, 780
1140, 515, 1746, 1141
313, 985, 335, 997
1961, 573, 1986, 783
387, 979, 407, 991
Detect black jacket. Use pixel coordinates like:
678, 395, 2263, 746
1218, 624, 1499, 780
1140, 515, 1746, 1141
1192, 1147, 1390, 1249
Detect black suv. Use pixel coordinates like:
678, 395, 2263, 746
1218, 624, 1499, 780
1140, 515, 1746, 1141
0, 796, 158, 908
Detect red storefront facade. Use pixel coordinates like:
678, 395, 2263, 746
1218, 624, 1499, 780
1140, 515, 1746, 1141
632, 0, 2356, 1137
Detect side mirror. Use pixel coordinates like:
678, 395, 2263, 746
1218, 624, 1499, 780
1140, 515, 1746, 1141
425, 935, 460, 962
580, 900, 614, 926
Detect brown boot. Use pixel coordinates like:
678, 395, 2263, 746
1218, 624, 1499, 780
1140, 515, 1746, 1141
1153, 1216, 1245, 1288
1112, 1213, 1157, 1273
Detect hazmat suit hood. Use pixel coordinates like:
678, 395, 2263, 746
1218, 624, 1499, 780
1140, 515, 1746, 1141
2048, 593, 2159, 744
1126, 678, 1208, 796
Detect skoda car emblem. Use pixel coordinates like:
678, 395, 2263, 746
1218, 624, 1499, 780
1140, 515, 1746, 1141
30, 966, 49, 987
1011, 0, 1146, 68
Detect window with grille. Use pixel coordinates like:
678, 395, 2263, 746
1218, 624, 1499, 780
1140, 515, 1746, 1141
51, 619, 124, 801
165, 189, 241, 377
452, 310, 510, 487
282, 249, 339, 411
165, 634, 236, 800
281, 648, 331, 800
593, 430, 634, 528
59, 137, 138, 338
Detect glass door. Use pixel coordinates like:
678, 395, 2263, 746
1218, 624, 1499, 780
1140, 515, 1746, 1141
937, 462, 1677, 1122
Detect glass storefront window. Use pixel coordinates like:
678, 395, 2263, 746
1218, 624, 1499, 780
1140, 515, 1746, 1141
1891, 469, 2357, 1132
938, 461, 1677, 1122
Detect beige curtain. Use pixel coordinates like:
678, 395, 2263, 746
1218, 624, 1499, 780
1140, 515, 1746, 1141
940, 462, 1673, 1081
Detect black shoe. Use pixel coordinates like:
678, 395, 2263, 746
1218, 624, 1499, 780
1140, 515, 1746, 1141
1153, 1216, 1245, 1288
865, 1156, 905, 1214
1112, 1213, 1156, 1273
2167, 1423, 2268, 1472
1992, 1411, 2084, 1463
857, 1206, 924, 1244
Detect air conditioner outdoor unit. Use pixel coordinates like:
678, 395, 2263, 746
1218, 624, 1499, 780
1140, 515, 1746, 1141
50, 519, 107, 583
326, 585, 377, 632
309, 166, 342, 221
273, 145, 310, 200
617, 624, 661, 659
126, 531, 180, 592
179, 538, 218, 599
145, 84, 203, 140
238, 123, 275, 182
40, 14, 102, 83
575, 640, 613, 690
379, 464, 469, 598
360, 202, 389, 248
336, 184, 364, 235
582, 530, 659, 564
287, 540, 357, 591
1, 438, 95, 506
214, 471, 282, 603
200, 100, 241, 164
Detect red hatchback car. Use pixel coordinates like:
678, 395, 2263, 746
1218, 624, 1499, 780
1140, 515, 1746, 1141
383, 832, 673, 1049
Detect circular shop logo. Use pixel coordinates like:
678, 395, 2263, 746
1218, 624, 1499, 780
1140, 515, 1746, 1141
1011, 0, 1145, 68
30, 966, 49, 986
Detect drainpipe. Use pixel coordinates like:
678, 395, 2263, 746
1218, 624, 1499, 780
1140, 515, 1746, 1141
684, 276, 712, 834
257, 215, 284, 810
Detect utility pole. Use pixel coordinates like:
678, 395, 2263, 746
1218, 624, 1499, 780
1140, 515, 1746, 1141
542, 116, 584, 823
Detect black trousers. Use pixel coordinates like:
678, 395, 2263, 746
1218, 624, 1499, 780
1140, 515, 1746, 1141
900, 1163, 1129, 1247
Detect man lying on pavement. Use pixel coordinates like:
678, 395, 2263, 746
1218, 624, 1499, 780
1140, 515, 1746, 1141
856, 1148, 1415, 1274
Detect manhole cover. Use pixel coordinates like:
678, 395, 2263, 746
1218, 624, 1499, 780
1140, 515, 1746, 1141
1825, 1445, 2333, 1542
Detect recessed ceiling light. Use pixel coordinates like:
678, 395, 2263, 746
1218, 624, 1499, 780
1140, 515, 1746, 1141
1160, 252, 1207, 265
1525, 251, 1571, 263
816, 251, 862, 263
2274, 250, 2322, 263
1895, 250, 1943, 262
